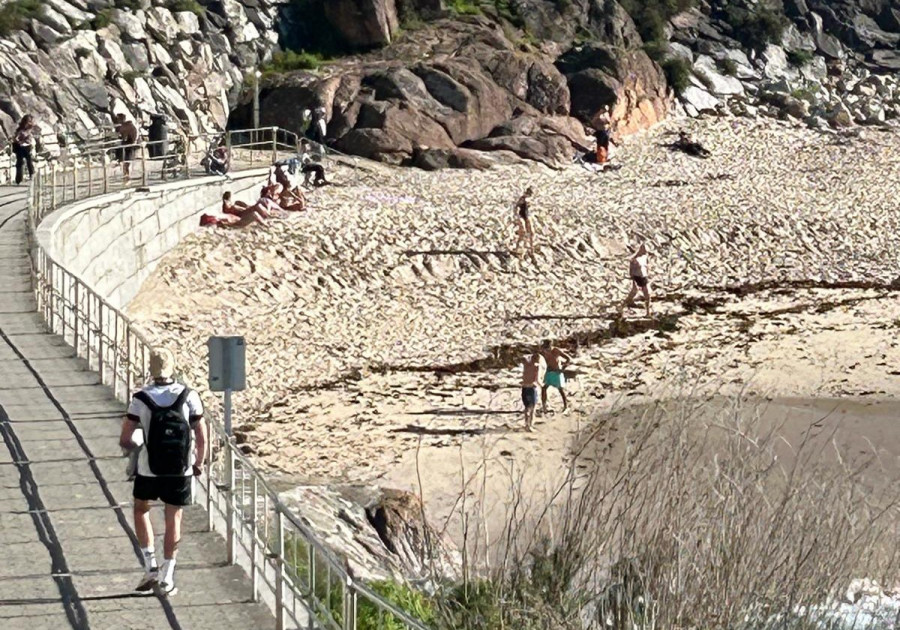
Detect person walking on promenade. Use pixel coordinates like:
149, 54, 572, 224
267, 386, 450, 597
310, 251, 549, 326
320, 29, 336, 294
114, 113, 139, 182
619, 243, 652, 318
512, 186, 535, 256
119, 349, 206, 596
521, 352, 541, 431
541, 341, 572, 415
13, 115, 36, 185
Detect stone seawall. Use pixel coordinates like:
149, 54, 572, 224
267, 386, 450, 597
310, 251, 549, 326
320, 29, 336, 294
36, 169, 267, 310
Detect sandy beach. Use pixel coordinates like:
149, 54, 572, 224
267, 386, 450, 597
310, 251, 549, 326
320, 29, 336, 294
127, 116, 900, 543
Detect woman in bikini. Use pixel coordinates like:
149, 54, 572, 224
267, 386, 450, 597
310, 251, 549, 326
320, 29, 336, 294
512, 186, 535, 255
274, 166, 306, 211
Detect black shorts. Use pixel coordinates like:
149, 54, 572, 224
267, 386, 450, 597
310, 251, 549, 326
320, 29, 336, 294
134, 475, 193, 507
521, 386, 538, 409
631, 275, 649, 288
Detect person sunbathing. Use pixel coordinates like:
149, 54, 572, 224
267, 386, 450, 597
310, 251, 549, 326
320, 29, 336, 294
274, 166, 306, 211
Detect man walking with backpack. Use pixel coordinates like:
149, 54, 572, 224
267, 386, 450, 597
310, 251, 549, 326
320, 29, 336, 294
119, 349, 206, 596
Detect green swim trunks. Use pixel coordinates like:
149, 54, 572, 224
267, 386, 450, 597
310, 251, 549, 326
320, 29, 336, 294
545, 370, 565, 389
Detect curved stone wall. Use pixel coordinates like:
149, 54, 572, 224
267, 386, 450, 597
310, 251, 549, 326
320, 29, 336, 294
35, 168, 267, 310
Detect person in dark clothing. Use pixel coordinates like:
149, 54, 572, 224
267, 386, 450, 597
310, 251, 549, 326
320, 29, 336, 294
594, 106, 612, 164
672, 131, 711, 158
13, 115, 36, 185
114, 113, 140, 181
299, 140, 328, 187
512, 186, 535, 255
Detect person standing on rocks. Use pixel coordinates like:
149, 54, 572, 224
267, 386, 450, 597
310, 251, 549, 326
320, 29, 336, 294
114, 113, 139, 182
521, 352, 541, 431
513, 187, 535, 256
619, 243, 652, 318
119, 349, 206, 597
594, 106, 613, 165
541, 341, 572, 415
12, 115, 36, 185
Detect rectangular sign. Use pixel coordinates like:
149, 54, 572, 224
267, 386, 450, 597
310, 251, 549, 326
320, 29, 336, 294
207, 336, 246, 392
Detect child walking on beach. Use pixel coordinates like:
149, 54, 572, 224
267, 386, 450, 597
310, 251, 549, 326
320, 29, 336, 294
521, 353, 541, 431
619, 243, 652, 318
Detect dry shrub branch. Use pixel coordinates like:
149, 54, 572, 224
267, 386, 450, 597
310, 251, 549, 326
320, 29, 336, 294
434, 396, 900, 629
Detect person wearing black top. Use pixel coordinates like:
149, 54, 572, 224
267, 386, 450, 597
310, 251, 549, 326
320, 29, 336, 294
512, 186, 535, 255
13, 115, 36, 185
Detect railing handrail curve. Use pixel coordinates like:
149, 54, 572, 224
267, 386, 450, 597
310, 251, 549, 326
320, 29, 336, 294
24, 126, 431, 630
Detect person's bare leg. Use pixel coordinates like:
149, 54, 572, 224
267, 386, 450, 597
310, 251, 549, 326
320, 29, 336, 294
159, 504, 183, 593
134, 500, 153, 550
642, 285, 651, 317
541, 385, 549, 413
525, 218, 535, 254
559, 388, 568, 412
163, 504, 182, 561
619, 285, 638, 315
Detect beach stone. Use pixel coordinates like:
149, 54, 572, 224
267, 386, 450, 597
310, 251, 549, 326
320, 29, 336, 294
693, 55, 744, 96
681, 86, 720, 114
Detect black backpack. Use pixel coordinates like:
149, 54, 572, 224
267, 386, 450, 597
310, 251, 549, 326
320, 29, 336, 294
135, 388, 192, 476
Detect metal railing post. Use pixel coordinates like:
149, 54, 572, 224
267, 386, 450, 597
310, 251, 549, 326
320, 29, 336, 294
343, 580, 358, 630
275, 507, 285, 630
251, 476, 259, 602
141, 143, 148, 187
206, 420, 214, 532
102, 152, 109, 194
98, 300, 105, 385
271, 127, 278, 163
125, 327, 132, 394
183, 136, 190, 178
51, 162, 57, 210
88, 156, 94, 196
226, 444, 235, 565
73, 281, 80, 354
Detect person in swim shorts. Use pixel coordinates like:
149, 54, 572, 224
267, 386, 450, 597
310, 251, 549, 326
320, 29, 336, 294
521, 352, 541, 431
540, 341, 572, 414
512, 187, 535, 256
619, 243, 651, 318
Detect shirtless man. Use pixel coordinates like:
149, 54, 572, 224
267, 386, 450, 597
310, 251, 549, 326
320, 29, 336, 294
619, 243, 651, 318
520, 353, 541, 431
540, 341, 572, 414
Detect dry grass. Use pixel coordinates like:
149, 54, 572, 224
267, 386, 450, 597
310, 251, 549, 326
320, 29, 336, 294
429, 395, 900, 629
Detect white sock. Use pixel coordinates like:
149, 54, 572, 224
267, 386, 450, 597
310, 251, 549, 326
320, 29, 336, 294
141, 547, 158, 573
160, 559, 176, 585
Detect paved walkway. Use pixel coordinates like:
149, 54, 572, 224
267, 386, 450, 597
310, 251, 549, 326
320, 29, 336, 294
0, 187, 275, 628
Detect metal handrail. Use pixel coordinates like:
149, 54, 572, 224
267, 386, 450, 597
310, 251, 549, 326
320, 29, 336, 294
24, 126, 431, 630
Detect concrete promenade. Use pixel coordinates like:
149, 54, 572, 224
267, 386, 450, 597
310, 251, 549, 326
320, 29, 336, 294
0, 186, 275, 628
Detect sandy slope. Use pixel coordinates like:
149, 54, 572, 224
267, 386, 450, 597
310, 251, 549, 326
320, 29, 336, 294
128, 117, 900, 541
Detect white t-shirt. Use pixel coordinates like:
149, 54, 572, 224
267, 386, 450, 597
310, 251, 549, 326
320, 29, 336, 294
127, 382, 203, 478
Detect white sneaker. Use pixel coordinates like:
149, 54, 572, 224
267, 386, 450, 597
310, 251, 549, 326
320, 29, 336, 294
135, 570, 158, 593
158, 580, 178, 597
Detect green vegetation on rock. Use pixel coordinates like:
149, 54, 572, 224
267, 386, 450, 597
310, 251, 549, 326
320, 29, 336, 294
0, 0, 41, 37
261, 50, 327, 75
662, 56, 692, 93
168, 0, 206, 16
787, 49, 814, 66
722, 4, 788, 51
619, 0, 695, 47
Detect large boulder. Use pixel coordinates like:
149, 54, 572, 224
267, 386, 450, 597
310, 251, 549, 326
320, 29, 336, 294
324, 0, 400, 47
561, 46, 671, 136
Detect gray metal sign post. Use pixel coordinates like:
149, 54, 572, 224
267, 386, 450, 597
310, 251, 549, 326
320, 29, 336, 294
207, 336, 247, 435
207, 336, 247, 565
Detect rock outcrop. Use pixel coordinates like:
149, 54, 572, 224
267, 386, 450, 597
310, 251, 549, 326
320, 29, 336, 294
279, 485, 460, 582
0, 0, 283, 143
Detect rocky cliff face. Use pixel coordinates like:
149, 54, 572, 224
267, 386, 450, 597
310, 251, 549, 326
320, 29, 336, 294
0, 0, 282, 141
0, 0, 898, 164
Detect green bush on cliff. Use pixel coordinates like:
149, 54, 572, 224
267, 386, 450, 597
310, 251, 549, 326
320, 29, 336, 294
0, 0, 41, 37
448, 0, 483, 15
262, 50, 326, 75
723, 4, 787, 51
618, 0, 695, 46
168, 0, 205, 16
662, 57, 692, 93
